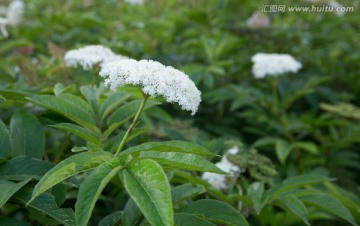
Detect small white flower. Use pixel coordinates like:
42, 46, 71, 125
100, 59, 201, 115
202, 146, 242, 190
251, 53, 302, 79
246, 11, 270, 29
6, 0, 24, 26
124, 0, 144, 5
100, 54, 129, 68
64, 45, 116, 70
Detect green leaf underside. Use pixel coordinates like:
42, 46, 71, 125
280, 194, 310, 226
301, 193, 357, 226
174, 213, 216, 226
171, 183, 206, 205
30, 151, 113, 203
98, 211, 122, 226
177, 199, 249, 226
15, 187, 75, 226
123, 159, 173, 226
119, 140, 215, 159
50, 123, 101, 145
0, 157, 53, 181
0, 178, 31, 207
10, 111, 45, 159
75, 158, 123, 226
138, 151, 224, 173
0, 120, 11, 158
29, 94, 98, 132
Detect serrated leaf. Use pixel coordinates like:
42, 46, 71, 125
177, 199, 248, 226
28, 94, 98, 133
0, 178, 31, 207
0, 120, 11, 158
119, 140, 215, 159
75, 158, 123, 226
0, 157, 53, 181
275, 139, 291, 164
138, 151, 224, 173
280, 194, 310, 226
29, 151, 113, 204
99, 211, 122, 226
104, 99, 159, 138
301, 193, 357, 226
171, 183, 205, 205
174, 213, 216, 226
123, 159, 173, 226
15, 186, 75, 226
10, 111, 45, 159
99, 91, 131, 122
50, 123, 101, 145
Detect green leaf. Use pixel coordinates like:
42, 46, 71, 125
291, 142, 319, 155
0, 178, 31, 207
80, 86, 100, 114
119, 140, 215, 159
0, 89, 33, 101
122, 199, 142, 226
10, 111, 45, 159
177, 199, 248, 226
28, 94, 98, 133
171, 183, 205, 205
0, 216, 31, 226
50, 123, 102, 146
99, 91, 131, 122
123, 159, 173, 226
104, 99, 159, 138
29, 151, 113, 203
0, 156, 53, 181
275, 139, 291, 164
0, 120, 11, 158
174, 213, 216, 226
15, 186, 75, 226
75, 158, 123, 226
280, 194, 310, 226
99, 211, 122, 226
301, 193, 357, 226
247, 182, 265, 214
137, 151, 224, 173
53, 83, 65, 96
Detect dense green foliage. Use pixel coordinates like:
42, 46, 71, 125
1, 0, 360, 225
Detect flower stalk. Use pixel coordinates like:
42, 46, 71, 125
115, 94, 149, 156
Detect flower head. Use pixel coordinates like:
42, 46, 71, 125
246, 11, 270, 29
100, 59, 201, 115
64, 45, 116, 70
124, 0, 144, 5
6, 0, 24, 26
251, 53, 302, 79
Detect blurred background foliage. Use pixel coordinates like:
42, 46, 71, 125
1, 0, 360, 225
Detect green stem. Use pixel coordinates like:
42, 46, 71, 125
115, 94, 148, 156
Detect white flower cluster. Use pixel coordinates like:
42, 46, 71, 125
202, 147, 243, 190
0, 0, 24, 38
64, 45, 117, 70
124, 0, 144, 5
251, 53, 302, 79
100, 59, 201, 115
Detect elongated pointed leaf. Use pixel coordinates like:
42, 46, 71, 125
247, 182, 265, 214
174, 213, 216, 226
301, 193, 357, 226
0, 157, 53, 181
0, 120, 11, 158
28, 94, 98, 132
99, 91, 131, 122
15, 187, 75, 226
122, 199, 142, 226
104, 100, 159, 138
30, 151, 113, 203
123, 159, 173, 226
99, 211, 122, 226
0, 178, 31, 207
275, 139, 291, 164
80, 86, 100, 114
138, 151, 223, 173
280, 194, 309, 226
177, 199, 248, 226
75, 158, 123, 226
10, 111, 45, 159
50, 123, 102, 146
171, 183, 205, 205
119, 140, 215, 159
